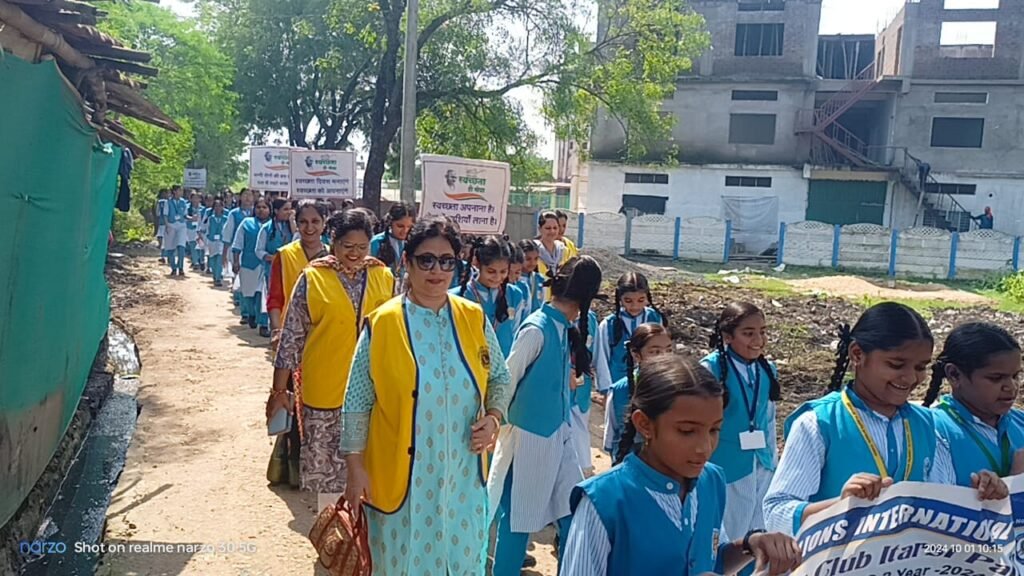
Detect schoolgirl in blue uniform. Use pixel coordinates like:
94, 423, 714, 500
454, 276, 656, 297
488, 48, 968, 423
231, 197, 271, 331
764, 302, 1007, 536
595, 272, 666, 395
156, 189, 168, 263
488, 256, 602, 576
163, 186, 189, 276
700, 302, 779, 542
571, 309, 601, 476
186, 192, 204, 271
255, 198, 295, 337
370, 202, 415, 293
923, 322, 1024, 484
603, 322, 673, 455
561, 355, 802, 576
204, 199, 229, 287
223, 189, 254, 310
448, 234, 474, 290
450, 236, 525, 357
517, 239, 544, 313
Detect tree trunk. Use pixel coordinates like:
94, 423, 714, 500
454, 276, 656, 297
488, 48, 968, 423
361, 5, 403, 212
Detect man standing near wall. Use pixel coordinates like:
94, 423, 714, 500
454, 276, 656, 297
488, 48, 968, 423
973, 206, 994, 230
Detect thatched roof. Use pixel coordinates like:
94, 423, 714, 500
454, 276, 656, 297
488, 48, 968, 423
0, 0, 174, 162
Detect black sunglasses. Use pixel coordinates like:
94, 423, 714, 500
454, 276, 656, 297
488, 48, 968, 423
413, 253, 459, 272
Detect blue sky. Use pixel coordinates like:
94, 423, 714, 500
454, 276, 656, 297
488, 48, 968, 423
162, 0, 910, 155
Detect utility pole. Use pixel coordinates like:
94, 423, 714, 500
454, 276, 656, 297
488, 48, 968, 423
399, 0, 419, 205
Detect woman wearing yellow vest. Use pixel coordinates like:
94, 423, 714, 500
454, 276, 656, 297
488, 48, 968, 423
267, 199, 330, 344
342, 216, 513, 576
536, 210, 571, 280
267, 209, 394, 512
556, 209, 579, 259
264, 200, 329, 489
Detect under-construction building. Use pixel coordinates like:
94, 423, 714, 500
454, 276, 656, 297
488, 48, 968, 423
577, 0, 1024, 254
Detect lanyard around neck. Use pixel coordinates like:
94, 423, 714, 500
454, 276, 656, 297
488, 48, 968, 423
938, 400, 1011, 476
841, 390, 914, 480
725, 352, 760, 431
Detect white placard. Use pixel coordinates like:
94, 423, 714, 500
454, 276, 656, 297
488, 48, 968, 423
289, 150, 357, 199
184, 168, 207, 190
419, 155, 510, 234
792, 480, 1016, 576
249, 146, 292, 192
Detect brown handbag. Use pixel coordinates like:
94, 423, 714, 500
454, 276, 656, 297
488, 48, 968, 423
308, 496, 372, 576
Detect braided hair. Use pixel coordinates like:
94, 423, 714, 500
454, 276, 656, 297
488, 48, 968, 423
617, 323, 670, 462
923, 322, 1020, 407
611, 272, 667, 349
461, 235, 513, 323
518, 238, 539, 272
377, 202, 416, 268
708, 302, 780, 401
458, 235, 481, 297
549, 256, 603, 378
829, 302, 933, 393
615, 355, 725, 467
268, 198, 293, 242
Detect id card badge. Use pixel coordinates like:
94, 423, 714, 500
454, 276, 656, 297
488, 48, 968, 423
739, 430, 767, 451
212, 233, 222, 241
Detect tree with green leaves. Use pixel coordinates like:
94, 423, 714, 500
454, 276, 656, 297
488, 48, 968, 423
203, 0, 373, 149
366, 0, 709, 209
211, 0, 707, 210
101, 1, 245, 216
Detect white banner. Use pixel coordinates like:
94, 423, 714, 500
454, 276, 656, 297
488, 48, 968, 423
793, 480, 1016, 576
289, 150, 357, 199
1008, 475, 1024, 572
184, 168, 207, 190
419, 154, 510, 234
249, 147, 292, 192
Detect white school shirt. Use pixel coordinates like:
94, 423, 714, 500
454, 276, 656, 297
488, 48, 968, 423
561, 482, 729, 576
488, 323, 583, 533
254, 222, 300, 262
763, 405, 957, 536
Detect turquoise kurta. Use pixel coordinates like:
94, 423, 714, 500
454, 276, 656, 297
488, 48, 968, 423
342, 300, 512, 576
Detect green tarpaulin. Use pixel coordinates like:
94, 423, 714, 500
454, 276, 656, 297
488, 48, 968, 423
0, 54, 122, 527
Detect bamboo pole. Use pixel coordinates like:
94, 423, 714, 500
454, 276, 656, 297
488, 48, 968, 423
106, 99, 179, 133
56, 22, 124, 47
92, 56, 158, 77
101, 69, 146, 90
15, 0, 98, 16
30, 9, 95, 27
106, 82, 180, 130
0, 0, 94, 69
71, 41, 152, 63
98, 127, 162, 163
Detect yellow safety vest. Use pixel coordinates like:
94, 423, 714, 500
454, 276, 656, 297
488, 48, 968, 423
300, 265, 394, 409
364, 295, 491, 513
278, 241, 324, 318
536, 240, 572, 301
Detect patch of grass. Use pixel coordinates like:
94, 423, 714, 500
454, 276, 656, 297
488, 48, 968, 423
775, 322, 810, 339
850, 295, 970, 319
703, 274, 796, 298
741, 276, 796, 297
978, 289, 1024, 314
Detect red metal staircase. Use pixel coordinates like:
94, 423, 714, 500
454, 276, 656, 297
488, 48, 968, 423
798, 63, 881, 167
799, 63, 975, 232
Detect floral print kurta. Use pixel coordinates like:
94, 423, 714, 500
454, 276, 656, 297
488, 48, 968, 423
341, 298, 512, 575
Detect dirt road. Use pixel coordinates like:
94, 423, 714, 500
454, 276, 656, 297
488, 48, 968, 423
100, 253, 610, 576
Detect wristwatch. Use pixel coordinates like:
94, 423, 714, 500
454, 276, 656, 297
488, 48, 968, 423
742, 529, 766, 555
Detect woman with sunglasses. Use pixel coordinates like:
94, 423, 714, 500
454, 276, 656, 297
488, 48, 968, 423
342, 216, 512, 576
266, 209, 394, 513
